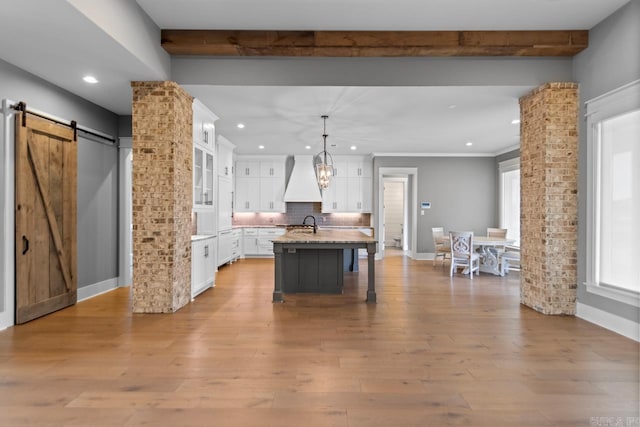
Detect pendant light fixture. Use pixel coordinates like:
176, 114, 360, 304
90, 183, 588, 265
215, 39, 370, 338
314, 115, 334, 190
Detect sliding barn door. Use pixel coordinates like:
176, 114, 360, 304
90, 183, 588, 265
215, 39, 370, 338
15, 112, 77, 324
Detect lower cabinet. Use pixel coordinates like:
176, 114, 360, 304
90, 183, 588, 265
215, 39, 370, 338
242, 228, 259, 256
281, 249, 343, 294
191, 236, 216, 299
242, 227, 285, 257
231, 229, 241, 261
218, 229, 240, 266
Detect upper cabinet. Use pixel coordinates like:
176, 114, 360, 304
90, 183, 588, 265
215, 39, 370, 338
193, 99, 217, 151
217, 135, 235, 178
235, 155, 287, 213
217, 135, 236, 232
322, 155, 372, 213
193, 99, 218, 210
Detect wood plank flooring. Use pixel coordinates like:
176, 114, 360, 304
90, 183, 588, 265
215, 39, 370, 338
0, 255, 638, 426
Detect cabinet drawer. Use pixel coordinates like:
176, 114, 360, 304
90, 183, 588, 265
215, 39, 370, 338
243, 228, 258, 236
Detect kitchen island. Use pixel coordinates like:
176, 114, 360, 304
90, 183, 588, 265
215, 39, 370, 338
272, 229, 377, 303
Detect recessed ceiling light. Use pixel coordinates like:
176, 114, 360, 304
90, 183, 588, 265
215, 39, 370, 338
511, 119, 521, 124
350, 146, 357, 150
465, 141, 473, 147
305, 145, 311, 150
83, 75, 98, 84
258, 145, 265, 150
237, 123, 245, 129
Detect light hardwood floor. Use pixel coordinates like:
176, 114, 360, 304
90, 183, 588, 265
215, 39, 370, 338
0, 256, 638, 426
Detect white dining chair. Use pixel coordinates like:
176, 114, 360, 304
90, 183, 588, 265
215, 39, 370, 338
486, 227, 507, 238
500, 248, 521, 275
486, 227, 508, 256
431, 227, 450, 267
449, 231, 480, 278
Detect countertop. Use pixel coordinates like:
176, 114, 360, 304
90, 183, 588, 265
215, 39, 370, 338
191, 234, 215, 242
273, 229, 376, 244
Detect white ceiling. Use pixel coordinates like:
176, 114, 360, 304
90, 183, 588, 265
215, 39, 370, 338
184, 85, 529, 156
137, 0, 627, 31
0, 0, 630, 155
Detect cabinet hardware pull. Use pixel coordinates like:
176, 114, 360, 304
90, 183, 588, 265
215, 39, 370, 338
22, 235, 29, 255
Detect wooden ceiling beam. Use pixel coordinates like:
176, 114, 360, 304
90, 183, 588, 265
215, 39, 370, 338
161, 30, 588, 57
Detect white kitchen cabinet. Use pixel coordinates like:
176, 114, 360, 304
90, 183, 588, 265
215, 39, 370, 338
321, 176, 348, 213
259, 161, 284, 178
219, 228, 241, 266
193, 99, 218, 210
234, 156, 286, 213
218, 229, 235, 266
241, 227, 285, 257
259, 177, 285, 212
257, 228, 286, 255
217, 135, 235, 178
322, 155, 372, 213
231, 229, 242, 261
191, 236, 216, 299
242, 228, 259, 256
194, 147, 215, 208
193, 99, 217, 151
236, 160, 260, 178
346, 176, 372, 212
218, 176, 233, 231
235, 176, 260, 212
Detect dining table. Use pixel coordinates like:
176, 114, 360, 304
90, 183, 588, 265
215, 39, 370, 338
473, 236, 516, 276
438, 234, 515, 276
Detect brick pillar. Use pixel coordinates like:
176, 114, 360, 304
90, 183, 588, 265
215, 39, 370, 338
519, 83, 578, 315
131, 81, 193, 313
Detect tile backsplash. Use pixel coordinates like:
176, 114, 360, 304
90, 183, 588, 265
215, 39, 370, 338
232, 202, 371, 227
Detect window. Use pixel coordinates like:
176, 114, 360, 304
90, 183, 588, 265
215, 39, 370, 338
586, 80, 640, 305
499, 158, 520, 247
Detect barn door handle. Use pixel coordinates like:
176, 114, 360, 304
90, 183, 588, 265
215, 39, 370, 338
22, 235, 29, 255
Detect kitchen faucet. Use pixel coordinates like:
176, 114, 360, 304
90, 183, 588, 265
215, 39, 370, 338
302, 215, 317, 233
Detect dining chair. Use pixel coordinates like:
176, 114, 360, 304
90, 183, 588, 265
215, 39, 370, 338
487, 227, 507, 238
486, 227, 508, 255
500, 248, 521, 275
449, 231, 480, 278
431, 227, 450, 267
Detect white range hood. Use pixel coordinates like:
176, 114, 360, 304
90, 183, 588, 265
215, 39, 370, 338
283, 155, 322, 202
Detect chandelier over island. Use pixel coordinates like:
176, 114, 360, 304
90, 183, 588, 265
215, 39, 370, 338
314, 115, 334, 190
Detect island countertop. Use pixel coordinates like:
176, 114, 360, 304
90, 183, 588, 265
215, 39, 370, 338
273, 229, 377, 244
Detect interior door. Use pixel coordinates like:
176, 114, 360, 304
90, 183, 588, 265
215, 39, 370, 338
15, 112, 77, 324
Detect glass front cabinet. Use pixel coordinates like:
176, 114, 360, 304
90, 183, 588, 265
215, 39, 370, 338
193, 99, 218, 210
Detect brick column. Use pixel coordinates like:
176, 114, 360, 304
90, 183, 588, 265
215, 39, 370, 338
131, 81, 193, 313
519, 83, 578, 315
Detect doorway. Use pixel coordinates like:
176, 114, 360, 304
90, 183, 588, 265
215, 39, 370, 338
377, 167, 418, 260
383, 177, 407, 254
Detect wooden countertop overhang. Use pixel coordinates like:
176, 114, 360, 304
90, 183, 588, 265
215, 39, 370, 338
273, 229, 377, 244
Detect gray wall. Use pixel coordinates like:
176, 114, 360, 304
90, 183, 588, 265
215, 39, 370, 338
173, 57, 574, 87
0, 58, 120, 288
77, 136, 119, 287
374, 156, 496, 253
573, 0, 640, 322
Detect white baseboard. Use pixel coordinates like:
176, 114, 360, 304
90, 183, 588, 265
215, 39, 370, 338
77, 277, 120, 302
413, 252, 435, 261
576, 302, 640, 342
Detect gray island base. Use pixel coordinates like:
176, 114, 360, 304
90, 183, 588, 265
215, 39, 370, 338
272, 229, 377, 303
